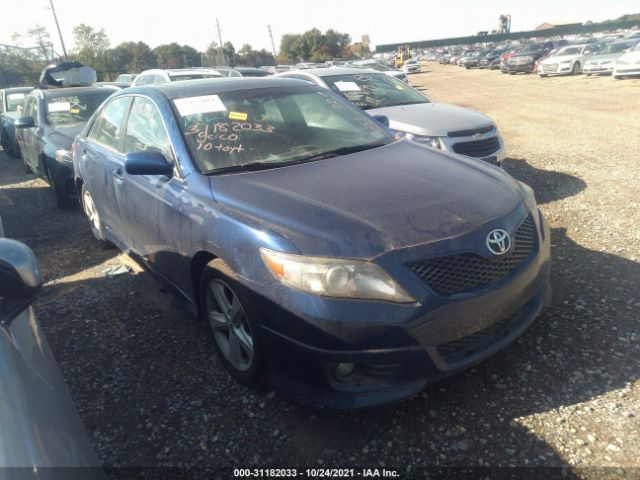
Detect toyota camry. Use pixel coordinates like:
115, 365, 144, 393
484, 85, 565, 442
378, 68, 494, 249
73, 78, 551, 408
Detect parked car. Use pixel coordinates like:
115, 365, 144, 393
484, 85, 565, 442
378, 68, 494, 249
211, 66, 243, 77
538, 44, 599, 77
583, 40, 638, 75
0, 237, 102, 470
114, 73, 135, 84
612, 41, 640, 79
462, 51, 487, 69
276, 68, 506, 165
499, 47, 523, 73
132, 68, 223, 86
478, 48, 509, 69
351, 61, 408, 82
0, 87, 32, 158
15, 85, 118, 207
402, 59, 421, 74
504, 41, 567, 74
73, 77, 550, 408
235, 67, 271, 77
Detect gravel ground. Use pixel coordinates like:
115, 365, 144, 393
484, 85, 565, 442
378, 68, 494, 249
0, 63, 638, 478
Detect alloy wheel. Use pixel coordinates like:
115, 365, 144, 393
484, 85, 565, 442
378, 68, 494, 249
82, 188, 102, 240
205, 279, 254, 372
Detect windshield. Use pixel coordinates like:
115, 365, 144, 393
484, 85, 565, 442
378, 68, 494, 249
323, 73, 429, 110
170, 74, 221, 81
521, 44, 545, 53
598, 42, 634, 54
115, 74, 133, 82
46, 90, 114, 126
6, 92, 28, 112
175, 87, 393, 175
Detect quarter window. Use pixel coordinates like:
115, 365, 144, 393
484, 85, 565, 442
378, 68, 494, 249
88, 96, 132, 150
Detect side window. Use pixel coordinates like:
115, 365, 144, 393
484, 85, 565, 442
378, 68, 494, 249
88, 96, 132, 150
124, 97, 173, 160
22, 97, 38, 125
154, 75, 167, 84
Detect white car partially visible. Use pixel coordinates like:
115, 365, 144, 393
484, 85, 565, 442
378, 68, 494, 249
538, 44, 599, 77
612, 41, 640, 79
402, 59, 422, 74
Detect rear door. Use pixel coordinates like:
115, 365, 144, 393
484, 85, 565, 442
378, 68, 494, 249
78, 96, 132, 246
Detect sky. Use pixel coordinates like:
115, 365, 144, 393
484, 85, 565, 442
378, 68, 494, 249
1, 0, 638, 56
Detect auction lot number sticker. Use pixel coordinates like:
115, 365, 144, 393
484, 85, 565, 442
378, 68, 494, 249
234, 468, 400, 478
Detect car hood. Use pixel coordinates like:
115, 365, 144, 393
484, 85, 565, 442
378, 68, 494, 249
586, 53, 623, 63
209, 141, 523, 258
541, 54, 580, 64
617, 51, 640, 62
365, 102, 493, 137
48, 124, 85, 150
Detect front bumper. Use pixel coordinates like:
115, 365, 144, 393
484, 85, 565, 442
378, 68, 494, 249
613, 66, 640, 76
504, 61, 535, 73
540, 63, 573, 76
251, 206, 551, 408
583, 64, 613, 74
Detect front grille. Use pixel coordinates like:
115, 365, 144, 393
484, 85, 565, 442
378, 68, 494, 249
435, 308, 521, 364
407, 215, 537, 296
543, 64, 558, 72
452, 136, 501, 157
448, 124, 494, 138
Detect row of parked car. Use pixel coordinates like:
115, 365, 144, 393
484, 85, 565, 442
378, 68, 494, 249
434, 32, 640, 79
1, 60, 551, 419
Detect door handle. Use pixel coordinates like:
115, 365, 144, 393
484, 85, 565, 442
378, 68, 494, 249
113, 168, 125, 184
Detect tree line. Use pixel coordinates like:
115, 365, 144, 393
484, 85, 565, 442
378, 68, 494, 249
0, 24, 368, 87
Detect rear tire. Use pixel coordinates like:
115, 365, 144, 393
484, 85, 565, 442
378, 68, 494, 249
199, 258, 267, 386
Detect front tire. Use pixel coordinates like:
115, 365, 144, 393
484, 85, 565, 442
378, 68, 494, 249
572, 62, 581, 75
199, 259, 267, 386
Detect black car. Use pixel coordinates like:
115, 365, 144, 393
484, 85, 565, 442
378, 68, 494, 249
15, 85, 117, 207
478, 48, 509, 69
0, 87, 33, 158
504, 40, 568, 74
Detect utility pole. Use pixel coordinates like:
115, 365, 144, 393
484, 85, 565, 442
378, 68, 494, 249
48, 0, 68, 61
216, 18, 225, 64
267, 25, 277, 58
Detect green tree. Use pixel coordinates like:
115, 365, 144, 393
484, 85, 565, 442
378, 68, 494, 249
111, 41, 156, 73
236, 44, 275, 67
72, 23, 111, 78
278, 28, 352, 63
154, 42, 183, 68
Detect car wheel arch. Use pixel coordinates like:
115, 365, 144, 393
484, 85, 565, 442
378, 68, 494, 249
191, 251, 219, 316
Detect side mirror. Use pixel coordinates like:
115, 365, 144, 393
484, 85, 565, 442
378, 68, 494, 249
0, 239, 42, 303
372, 115, 390, 128
124, 151, 173, 176
14, 116, 35, 129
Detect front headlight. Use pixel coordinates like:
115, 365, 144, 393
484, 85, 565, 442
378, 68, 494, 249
559, 60, 572, 64
260, 248, 415, 303
403, 133, 442, 149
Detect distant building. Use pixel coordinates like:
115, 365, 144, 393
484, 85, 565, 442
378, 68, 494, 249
499, 14, 511, 34
536, 21, 581, 31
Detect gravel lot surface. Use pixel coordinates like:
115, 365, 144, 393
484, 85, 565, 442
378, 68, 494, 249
0, 63, 638, 478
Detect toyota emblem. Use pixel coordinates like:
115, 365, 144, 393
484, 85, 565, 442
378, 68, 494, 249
486, 229, 511, 255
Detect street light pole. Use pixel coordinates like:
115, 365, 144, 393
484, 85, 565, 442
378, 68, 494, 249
48, 0, 68, 61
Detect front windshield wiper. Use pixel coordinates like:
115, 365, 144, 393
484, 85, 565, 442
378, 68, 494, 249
206, 142, 389, 175
294, 141, 389, 162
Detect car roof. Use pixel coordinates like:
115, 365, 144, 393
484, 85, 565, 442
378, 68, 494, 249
135, 77, 316, 100
34, 85, 119, 97
283, 67, 381, 77
139, 68, 221, 76
2, 86, 33, 93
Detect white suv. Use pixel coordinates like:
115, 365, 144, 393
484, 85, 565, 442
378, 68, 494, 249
538, 44, 599, 77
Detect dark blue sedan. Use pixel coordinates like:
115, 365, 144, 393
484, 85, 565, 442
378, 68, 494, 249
73, 78, 551, 408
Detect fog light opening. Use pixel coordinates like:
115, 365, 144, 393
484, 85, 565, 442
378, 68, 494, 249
335, 362, 356, 379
